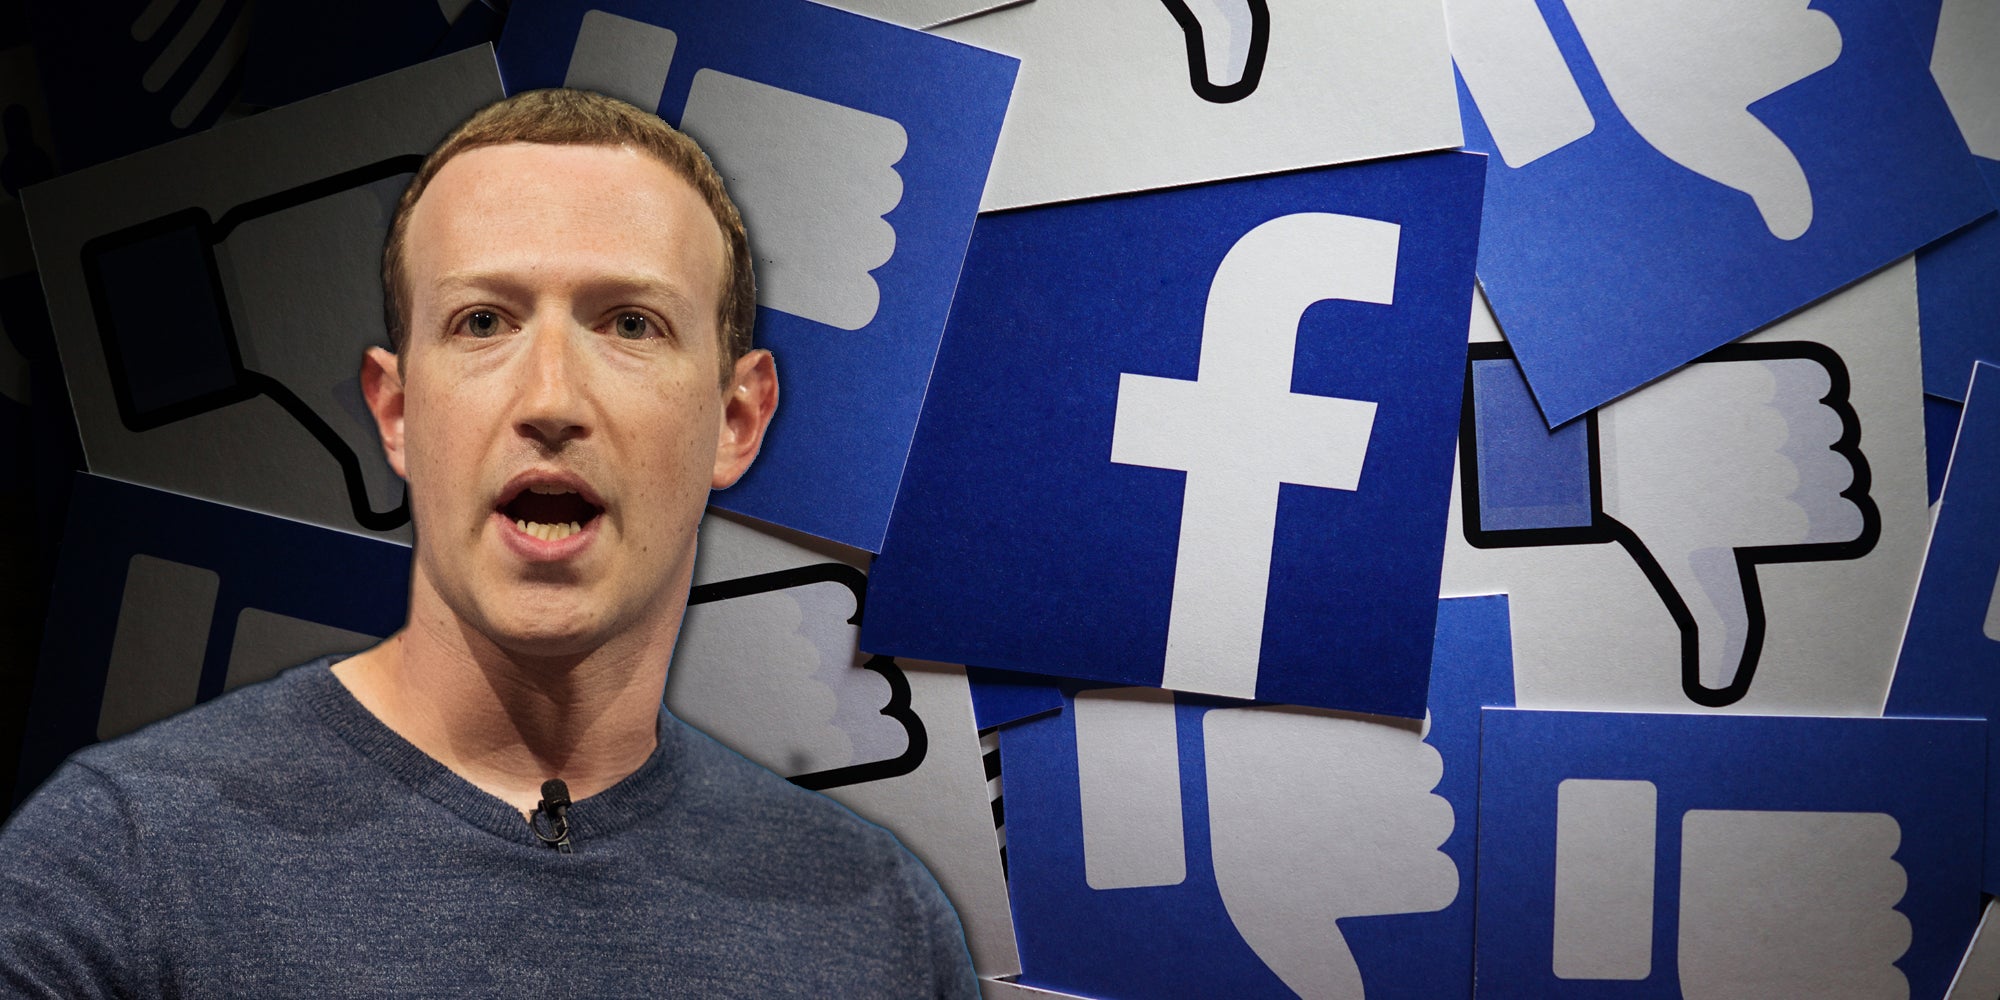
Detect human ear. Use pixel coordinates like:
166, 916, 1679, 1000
712, 349, 777, 489
360, 346, 410, 479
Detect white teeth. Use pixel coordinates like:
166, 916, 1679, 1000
528, 484, 575, 495
516, 519, 581, 542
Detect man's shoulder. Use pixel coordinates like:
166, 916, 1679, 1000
664, 714, 898, 843
657, 715, 923, 889
61, 658, 341, 801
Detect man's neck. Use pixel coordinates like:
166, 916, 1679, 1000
332, 585, 683, 818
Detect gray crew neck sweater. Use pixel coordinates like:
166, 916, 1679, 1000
0, 658, 978, 998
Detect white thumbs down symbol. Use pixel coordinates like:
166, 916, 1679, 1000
1073, 689, 1457, 998
1449, 0, 1842, 239
1598, 343, 1878, 706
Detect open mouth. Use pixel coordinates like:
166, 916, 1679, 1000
499, 483, 604, 542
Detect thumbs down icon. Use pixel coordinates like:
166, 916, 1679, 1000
1460, 341, 1878, 706
1156, 0, 1272, 103
1451, 0, 1843, 239
1072, 689, 1457, 997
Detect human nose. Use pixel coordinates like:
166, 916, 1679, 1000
515, 317, 591, 448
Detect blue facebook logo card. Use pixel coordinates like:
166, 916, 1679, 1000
497, 0, 1017, 551
1476, 708, 1984, 999
1888, 360, 2000, 891
863, 151, 1487, 719
17, 474, 409, 800
997, 596, 1513, 1000
1449, 0, 1993, 425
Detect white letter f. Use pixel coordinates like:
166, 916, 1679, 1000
1111, 212, 1399, 699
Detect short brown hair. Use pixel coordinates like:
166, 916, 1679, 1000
381, 88, 756, 380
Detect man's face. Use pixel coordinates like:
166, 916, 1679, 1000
366, 141, 768, 658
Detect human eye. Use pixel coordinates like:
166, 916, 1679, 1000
609, 311, 663, 341
455, 309, 506, 339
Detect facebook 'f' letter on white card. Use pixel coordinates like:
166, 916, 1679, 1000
997, 597, 1513, 999
1888, 361, 2000, 894
863, 152, 1485, 719
1447, 0, 1993, 425
497, 0, 1017, 552
1475, 708, 1985, 1000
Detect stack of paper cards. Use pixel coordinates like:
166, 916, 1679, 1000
1443, 262, 1930, 714
1887, 361, 2000, 891
1447, 0, 1992, 423
932, 0, 1463, 210
999, 596, 1510, 999
1476, 709, 1984, 999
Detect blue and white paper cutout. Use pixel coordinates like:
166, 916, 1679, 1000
17, 474, 409, 800
1458, 339, 1878, 708
1447, 0, 1993, 424
931, 0, 1462, 211
1476, 708, 1984, 999
998, 596, 1512, 1000
498, 0, 1017, 551
1441, 262, 1933, 716
1903, 0, 2000, 402
1887, 360, 2000, 893
865, 152, 1485, 718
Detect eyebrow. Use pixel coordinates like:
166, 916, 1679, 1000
429, 271, 704, 320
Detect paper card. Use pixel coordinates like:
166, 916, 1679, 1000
1475, 708, 1984, 999
1928, 393, 1965, 505
1903, 0, 2000, 401
932, 0, 1462, 211
239, 0, 499, 108
1918, 196, 2000, 403
864, 152, 1486, 718
497, 0, 1017, 551
1447, 0, 1993, 425
21, 46, 503, 542
1945, 898, 2000, 1000
1884, 361, 2000, 892
968, 667, 1068, 732
15, 474, 408, 801
1441, 260, 1931, 714
821, 0, 1032, 30
995, 596, 1513, 999
24, 0, 254, 170
672, 512, 1020, 976
980, 980, 1098, 1000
